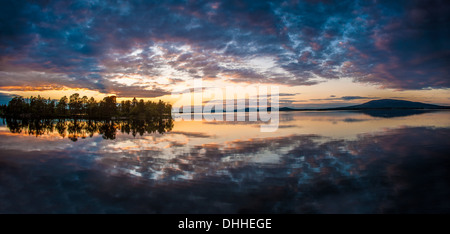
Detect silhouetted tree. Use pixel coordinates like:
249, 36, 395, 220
56, 96, 68, 116
120, 100, 131, 116
99, 96, 117, 118
6, 96, 25, 117
132, 97, 138, 109
69, 93, 82, 116
81, 95, 88, 115
86, 97, 97, 118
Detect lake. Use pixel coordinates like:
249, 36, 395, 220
0, 110, 449, 213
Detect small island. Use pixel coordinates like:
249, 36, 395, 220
0, 93, 174, 140
279, 99, 450, 118
0, 93, 172, 120
278, 99, 450, 111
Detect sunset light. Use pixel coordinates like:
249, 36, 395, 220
1, 0, 449, 221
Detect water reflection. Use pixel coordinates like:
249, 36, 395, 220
3, 118, 174, 140
0, 111, 449, 213
357, 109, 438, 118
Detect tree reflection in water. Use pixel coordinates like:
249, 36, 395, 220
4, 118, 174, 140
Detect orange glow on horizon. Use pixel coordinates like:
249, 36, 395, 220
0, 87, 115, 101
0, 78, 449, 107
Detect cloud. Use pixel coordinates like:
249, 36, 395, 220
279, 93, 300, 97
0, 0, 449, 97
310, 95, 379, 101
342, 0, 450, 89
341, 96, 377, 101
106, 84, 170, 98
169, 131, 214, 138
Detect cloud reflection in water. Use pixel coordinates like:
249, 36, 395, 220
0, 112, 449, 213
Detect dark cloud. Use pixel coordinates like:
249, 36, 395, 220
103, 82, 170, 98
310, 96, 378, 101
0, 0, 448, 95
345, 0, 450, 89
279, 93, 300, 97
341, 96, 377, 101
169, 131, 214, 138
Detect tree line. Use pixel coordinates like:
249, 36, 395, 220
0, 93, 172, 119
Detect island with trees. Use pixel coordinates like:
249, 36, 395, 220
0, 93, 174, 140
0, 93, 172, 119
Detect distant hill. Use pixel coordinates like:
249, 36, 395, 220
204, 99, 448, 113
337, 99, 447, 110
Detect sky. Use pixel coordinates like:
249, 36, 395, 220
0, 0, 449, 107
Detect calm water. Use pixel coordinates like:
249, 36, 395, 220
0, 110, 449, 213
